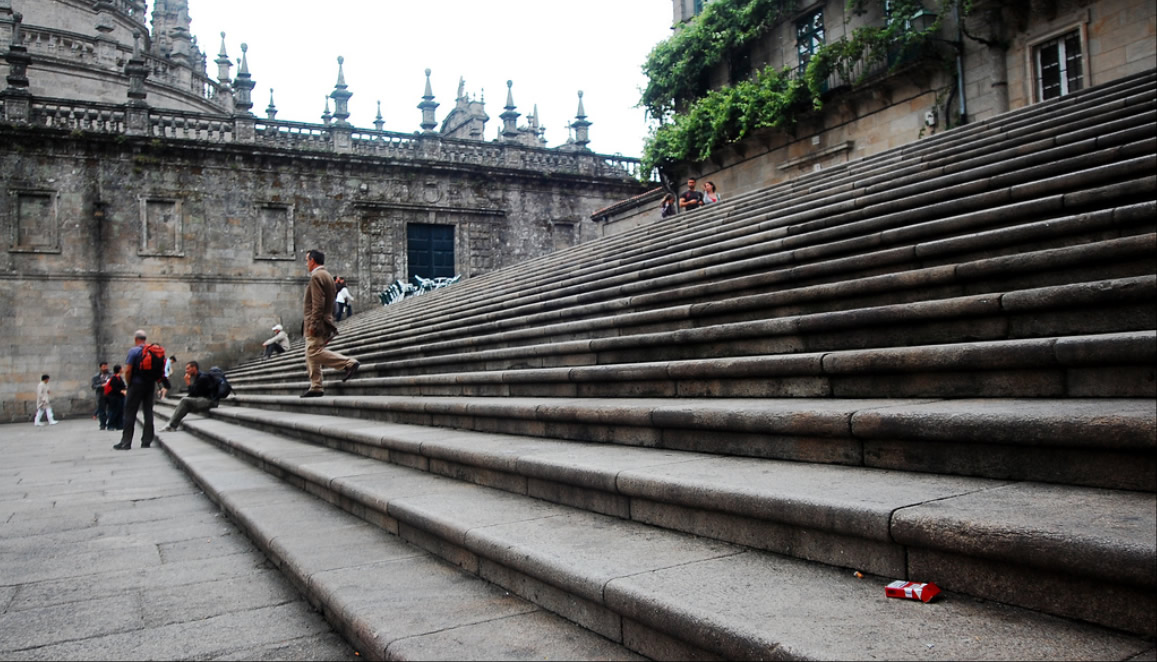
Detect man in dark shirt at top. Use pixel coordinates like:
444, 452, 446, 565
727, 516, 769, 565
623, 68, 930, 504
679, 177, 704, 211
161, 361, 218, 432
113, 330, 158, 451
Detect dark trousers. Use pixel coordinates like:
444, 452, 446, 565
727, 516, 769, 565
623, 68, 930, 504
263, 344, 286, 358
107, 395, 125, 430
96, 393, 109, 429
120, 382, 155, 447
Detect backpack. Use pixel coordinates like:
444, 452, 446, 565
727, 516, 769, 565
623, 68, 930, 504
136, 343, 166, 382
103, 378, 113, 396
207, 366, 232, 401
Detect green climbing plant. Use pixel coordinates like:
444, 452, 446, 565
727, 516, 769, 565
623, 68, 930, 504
640, 0, 954, 176
641, 0, 797, 120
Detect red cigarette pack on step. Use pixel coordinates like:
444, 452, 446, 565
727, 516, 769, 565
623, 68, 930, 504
885, 580, 941, 602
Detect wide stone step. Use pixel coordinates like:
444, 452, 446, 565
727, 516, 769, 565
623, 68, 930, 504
213, 395, 1156, 492
232, 272, 1157, 391
252, 123, 1156, 371
156, 431, 641, 661
229, 80, 1157, 378
233, 204, 1157, 381
154, 409, 1157, 649
230, 331, 1157, 403
333, 163, 1157, 356
264, 190, 1156, 373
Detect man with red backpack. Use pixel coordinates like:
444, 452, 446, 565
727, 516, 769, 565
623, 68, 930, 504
113, 330, 165, 451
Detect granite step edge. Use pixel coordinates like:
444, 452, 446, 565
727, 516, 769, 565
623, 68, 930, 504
157, 410, 1157, 648
157, 430, 645, 662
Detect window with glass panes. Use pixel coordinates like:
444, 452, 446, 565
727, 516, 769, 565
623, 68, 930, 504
797, 9, 825, 75
1035, 30, 1084, 101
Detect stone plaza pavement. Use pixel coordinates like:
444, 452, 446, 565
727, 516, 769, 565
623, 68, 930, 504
0, 419, 358, 661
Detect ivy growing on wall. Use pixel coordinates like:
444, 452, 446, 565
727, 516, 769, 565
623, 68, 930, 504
640, 0, 797, 119
640, 0, 953, 176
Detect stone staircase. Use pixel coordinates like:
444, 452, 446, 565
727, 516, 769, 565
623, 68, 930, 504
153, 69, 1157, 660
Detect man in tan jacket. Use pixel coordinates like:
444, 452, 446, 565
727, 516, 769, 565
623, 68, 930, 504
301, 249, 359, 397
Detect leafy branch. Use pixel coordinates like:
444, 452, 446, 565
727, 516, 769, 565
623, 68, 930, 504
640, 0, 953, 176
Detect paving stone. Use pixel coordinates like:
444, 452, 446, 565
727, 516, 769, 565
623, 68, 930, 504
0, 593, 143, 652
3, 602, 332, 661
208, 632, 360, 661
157, 530, 257, 564
0, 421, 354, 660
140, 570, 299, 628
6, 553, 267, 612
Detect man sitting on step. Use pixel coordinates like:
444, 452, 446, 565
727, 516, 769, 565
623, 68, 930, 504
161, 361, 217, 432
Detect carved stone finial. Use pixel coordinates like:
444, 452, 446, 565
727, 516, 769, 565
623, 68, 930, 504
419, 68, 439, 132
232, 42, 255, 115
571, 90, 592, 150
330, 55, 352, 125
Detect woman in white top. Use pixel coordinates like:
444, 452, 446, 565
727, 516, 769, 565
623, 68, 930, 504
703, 181, 721, 205
35, 374, 59, 425
335, 286, 352, 321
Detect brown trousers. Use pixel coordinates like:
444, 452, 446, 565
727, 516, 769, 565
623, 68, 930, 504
305, 335, 355, 391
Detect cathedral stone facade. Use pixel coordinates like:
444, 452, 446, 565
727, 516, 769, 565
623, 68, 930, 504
0, 0, 649, 422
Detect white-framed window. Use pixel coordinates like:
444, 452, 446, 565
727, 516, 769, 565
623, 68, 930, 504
1033, 29, 1085, 102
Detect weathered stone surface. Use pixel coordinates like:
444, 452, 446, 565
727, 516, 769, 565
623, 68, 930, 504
387, 608, 643, 661
311, 556, 539, 657
605, 551, 1153, 661
0, 420, 352, 660
891, 482, 1157, 585
849, 398, 1157, 448
616, 456, 1005, 541
0, 118, 646, 423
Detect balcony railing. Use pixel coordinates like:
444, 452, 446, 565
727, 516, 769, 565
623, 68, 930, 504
6, 97, 651, 181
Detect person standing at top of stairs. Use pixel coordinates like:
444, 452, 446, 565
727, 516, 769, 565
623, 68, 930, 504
680, 177, 705, 211
300, 249, 359, 398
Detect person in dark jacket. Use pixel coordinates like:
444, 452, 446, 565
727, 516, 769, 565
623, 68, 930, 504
160, 361, 218, 431
105, 365, 126, 431
91, 361, 111, 430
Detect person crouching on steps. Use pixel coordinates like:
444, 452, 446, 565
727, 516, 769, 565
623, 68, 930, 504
300, 249, 359, 398
34, 374, 59, 426
161, 361, 217, 432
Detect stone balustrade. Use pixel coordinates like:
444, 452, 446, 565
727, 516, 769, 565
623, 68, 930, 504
8, 96, 654, 180
148, 108, 233, 141
29, 98, 126, 133
13, 23, 222, 106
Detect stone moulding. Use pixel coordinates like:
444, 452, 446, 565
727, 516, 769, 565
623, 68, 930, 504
7, 188, 60, 253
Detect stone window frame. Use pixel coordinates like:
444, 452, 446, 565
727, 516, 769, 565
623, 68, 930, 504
138, 196, 184, 257
7, 189, 61, 254
1025, 16, 1089, 104
253, 202, 296, 261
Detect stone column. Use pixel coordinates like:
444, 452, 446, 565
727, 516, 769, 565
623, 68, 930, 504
124, 31, 151, 136
1, 11, 32, 124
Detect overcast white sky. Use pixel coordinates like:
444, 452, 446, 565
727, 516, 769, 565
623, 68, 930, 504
181, 1, 675, 158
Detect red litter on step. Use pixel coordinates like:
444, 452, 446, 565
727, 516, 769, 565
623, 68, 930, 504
884, 580, 941, 603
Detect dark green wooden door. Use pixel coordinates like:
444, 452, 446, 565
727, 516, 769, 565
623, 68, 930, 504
407, 223, 455, 279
